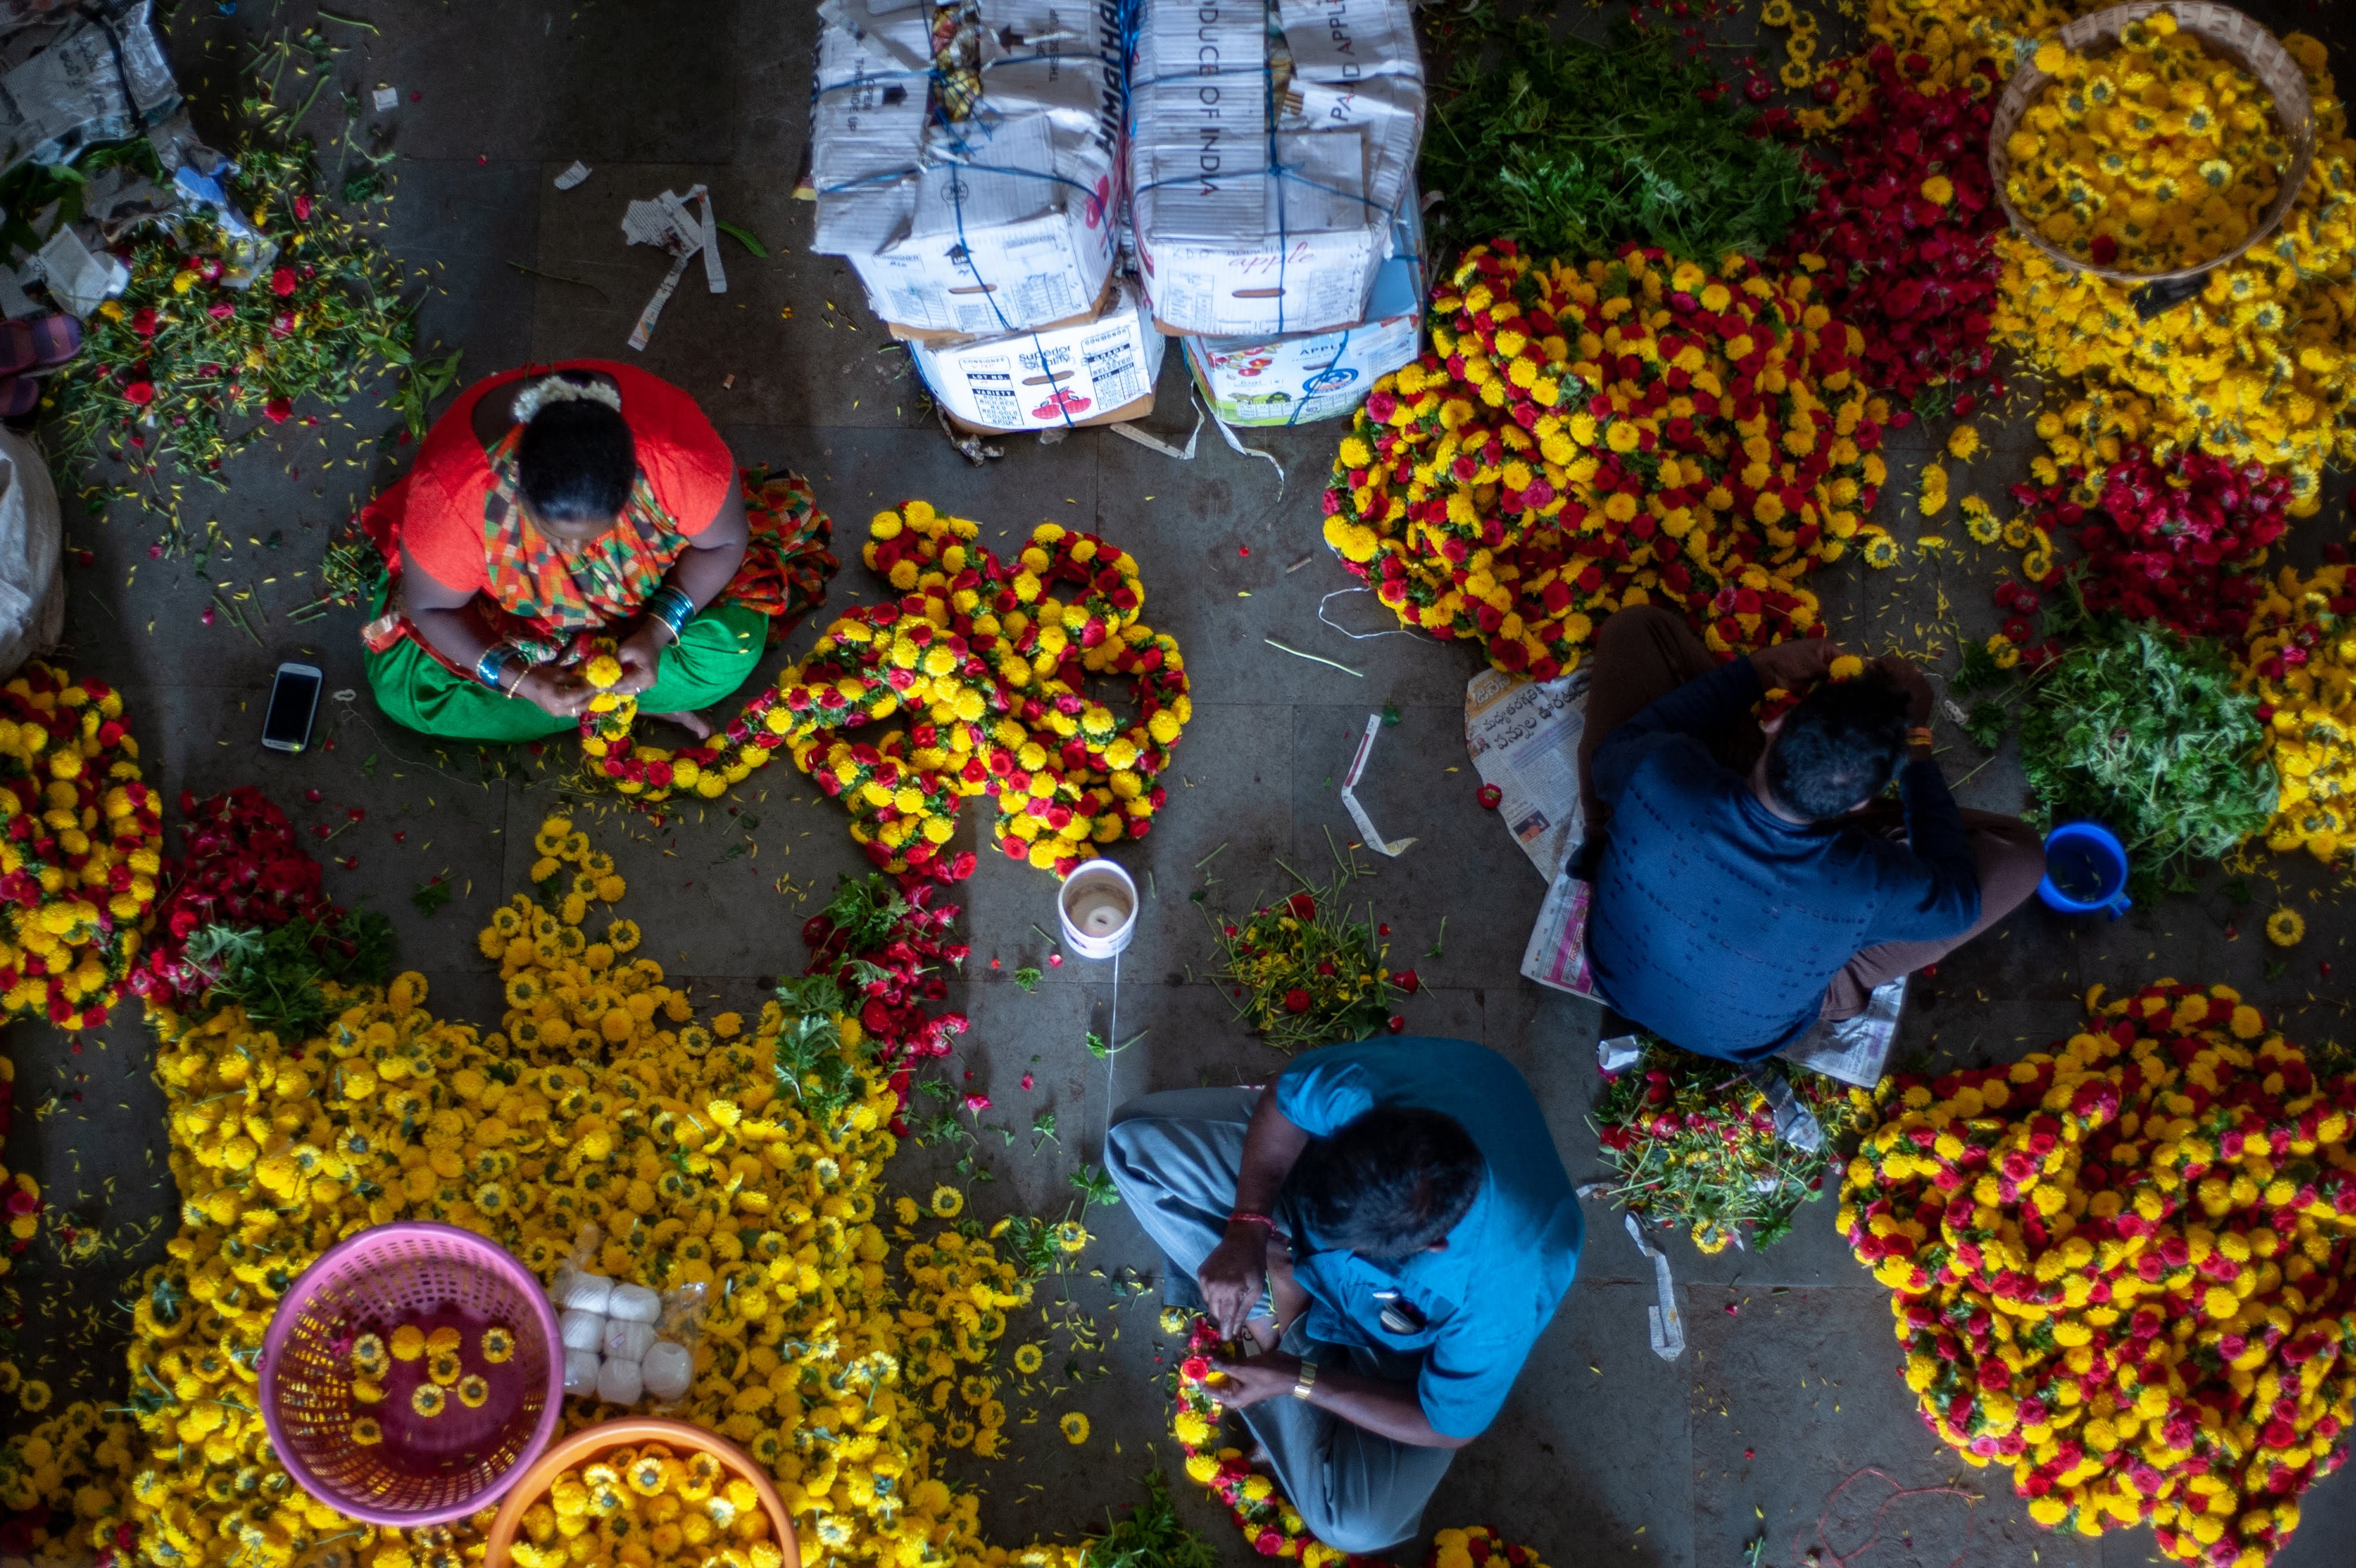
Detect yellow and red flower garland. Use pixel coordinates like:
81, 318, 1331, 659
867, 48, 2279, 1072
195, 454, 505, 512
0, 664, 162, 1029
583, 503, 1190, 879
1840, 981, 2356, 1568
2239, 559, 2356, 867
1322, 241, 1889, 677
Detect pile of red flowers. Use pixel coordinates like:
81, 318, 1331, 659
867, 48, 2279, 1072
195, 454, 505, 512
128, 788, 335, 1006
2007, 449, 2291, 641
1778, 42, 2006, 408
800, 872, 973, 1133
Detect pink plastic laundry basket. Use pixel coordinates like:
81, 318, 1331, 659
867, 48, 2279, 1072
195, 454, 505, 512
259, 1222, 563, 1528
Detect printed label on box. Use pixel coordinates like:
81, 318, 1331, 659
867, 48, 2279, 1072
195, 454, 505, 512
912, 281, 1166, 431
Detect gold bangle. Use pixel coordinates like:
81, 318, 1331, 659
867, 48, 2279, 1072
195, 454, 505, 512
1291, 1359, 1318, 1401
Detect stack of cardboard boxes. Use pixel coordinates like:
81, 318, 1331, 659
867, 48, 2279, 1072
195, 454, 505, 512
806, 0, 1426, 434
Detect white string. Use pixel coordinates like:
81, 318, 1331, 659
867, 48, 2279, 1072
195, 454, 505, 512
1101, 951, 1120, 1157
1317, 586, 1444, 643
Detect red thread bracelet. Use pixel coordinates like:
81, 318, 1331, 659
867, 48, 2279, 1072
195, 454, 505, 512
1228, 1210, 1278, 1234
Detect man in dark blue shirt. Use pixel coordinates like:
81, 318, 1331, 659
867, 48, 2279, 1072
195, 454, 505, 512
1575, 606, 2046, 1061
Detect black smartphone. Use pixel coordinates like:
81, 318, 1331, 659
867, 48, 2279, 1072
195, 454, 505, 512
262, 661, 323, 753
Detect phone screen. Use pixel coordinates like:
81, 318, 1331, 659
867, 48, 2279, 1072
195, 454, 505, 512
263, 667, 322, 749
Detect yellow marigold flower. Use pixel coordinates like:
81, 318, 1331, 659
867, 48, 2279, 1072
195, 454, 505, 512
1059, 1412, 1090, 1444
2266, 908, 2305, 947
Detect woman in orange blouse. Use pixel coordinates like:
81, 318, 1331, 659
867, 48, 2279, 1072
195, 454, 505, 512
360, 360, 832, 742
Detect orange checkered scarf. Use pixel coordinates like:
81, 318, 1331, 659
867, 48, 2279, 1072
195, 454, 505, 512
479, 429, 688, 643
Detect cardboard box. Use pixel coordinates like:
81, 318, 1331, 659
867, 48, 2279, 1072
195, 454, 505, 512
884, 275, 1113, 348
911, 280, 1168, 432
809, 0, 1127, 337
1129, 0, 1423, 337
1181, 184, 1424, 425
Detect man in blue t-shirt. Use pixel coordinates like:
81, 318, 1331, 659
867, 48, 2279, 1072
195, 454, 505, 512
1105, 1038, 1580, 1556
1574, 605, 2047, 1061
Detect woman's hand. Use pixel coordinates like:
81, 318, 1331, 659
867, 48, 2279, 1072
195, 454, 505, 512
512, 665, 594, 720
614, 623, 668, 697
1198, 1221, 1272, 1341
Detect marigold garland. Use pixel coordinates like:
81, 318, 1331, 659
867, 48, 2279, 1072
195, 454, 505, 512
1840, 981, 2356, 1568
582, 504, 1190, 879
2239, 559, 2356, 866
1321, 241, 1887, 677
0, 664, 162, 1030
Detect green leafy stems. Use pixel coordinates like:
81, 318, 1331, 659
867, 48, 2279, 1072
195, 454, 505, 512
1422, 18, 1815, 264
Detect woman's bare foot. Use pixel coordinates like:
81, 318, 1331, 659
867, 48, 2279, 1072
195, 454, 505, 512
645, 708, 714, 741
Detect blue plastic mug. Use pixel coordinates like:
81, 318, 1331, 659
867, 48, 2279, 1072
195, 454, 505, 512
2037, 821, 2132, 918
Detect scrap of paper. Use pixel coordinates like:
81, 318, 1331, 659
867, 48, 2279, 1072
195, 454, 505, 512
554, 159, 593, 190
622, 186, 715, 350
372, 86, 399, 112
1339, 711, 1416, 857
1578, 1188, 1688, 1363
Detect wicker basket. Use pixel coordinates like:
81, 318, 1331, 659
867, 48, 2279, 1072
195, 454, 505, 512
1986, 1, 2317, 284
480, 1418, 799, 1568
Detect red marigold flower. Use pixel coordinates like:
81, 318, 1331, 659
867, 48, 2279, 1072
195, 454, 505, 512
123, 380, 156, 406
271, 266, 298, 296
1282, 989, 1311, 1014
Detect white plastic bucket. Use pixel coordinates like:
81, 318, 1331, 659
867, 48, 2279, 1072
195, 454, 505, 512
1058, 859, 1138, 960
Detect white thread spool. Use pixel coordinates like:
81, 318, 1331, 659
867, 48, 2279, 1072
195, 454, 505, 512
1058, 860, 1137, 961
597, 1355, 644, 1406
559, 1310, 607, 1353
641, 1340, 694, 1401
606, 1282, 662, 1324
563, 1348, 603, 1396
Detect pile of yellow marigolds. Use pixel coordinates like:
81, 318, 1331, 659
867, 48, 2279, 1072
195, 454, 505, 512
0, 822, 1088, 1568
1841, 981, 2356, 1568
2007, 16, 2287, 277
2240, 562, 2356, 865
1322, 242, 1887, 678
1848, 0, 2355, 510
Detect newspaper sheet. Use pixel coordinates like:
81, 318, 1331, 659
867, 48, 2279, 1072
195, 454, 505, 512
1464, 666, 1589, 879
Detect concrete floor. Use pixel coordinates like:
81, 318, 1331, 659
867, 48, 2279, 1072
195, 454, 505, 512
7, 1, 2356, 1565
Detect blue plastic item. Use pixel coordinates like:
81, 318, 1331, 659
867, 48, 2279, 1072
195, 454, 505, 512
2037, 821, 2132, 918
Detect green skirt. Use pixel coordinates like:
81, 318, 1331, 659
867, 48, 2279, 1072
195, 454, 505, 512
365, 598, 768, 744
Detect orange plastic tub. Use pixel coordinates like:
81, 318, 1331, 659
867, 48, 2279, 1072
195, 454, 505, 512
480, 1417, 799, 1568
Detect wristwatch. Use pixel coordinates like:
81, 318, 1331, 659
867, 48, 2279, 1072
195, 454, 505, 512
1291, 1358, 1318, 1401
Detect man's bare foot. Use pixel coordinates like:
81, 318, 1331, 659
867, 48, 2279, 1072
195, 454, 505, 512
646, 708, 714, 741
1243, 1314, 1283, 1354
